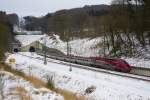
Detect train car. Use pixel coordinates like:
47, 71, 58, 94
89, 57, 131, 73
43, 52, 131, 73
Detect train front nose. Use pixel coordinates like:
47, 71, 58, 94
116, 59, 132, 73
125, 65, 132, 72
122, 62, 132, 72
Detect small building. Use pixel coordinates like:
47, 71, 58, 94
15, 35, 45, 52
21, 41, 43, 52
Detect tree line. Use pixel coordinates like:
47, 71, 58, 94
0, 11, 18, 60
23, 5, 110, 40
101, 0, 150, 57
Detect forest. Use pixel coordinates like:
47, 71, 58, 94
101, 0, 150, 57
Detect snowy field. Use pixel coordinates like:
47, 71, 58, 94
15, 34, 150, 68
5, 52, 150, 100
0, 71, 63, 100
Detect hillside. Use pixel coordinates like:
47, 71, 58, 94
2, 0, 150, 64
15, 34, 150, 68
23, 5, 110, 39
21, 2, 150, 60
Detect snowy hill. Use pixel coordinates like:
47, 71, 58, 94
15, 34, 150, 68
39, 34, 104, 57
15, 34, 104, 57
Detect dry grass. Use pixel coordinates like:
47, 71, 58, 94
25, 76, 46, 88
15, 87, 28, 94
54, 88, 86, 100
11, 87, 32, 100
0, 63, 25, 77
0, 63, 45, 88
0, 63, 87, 100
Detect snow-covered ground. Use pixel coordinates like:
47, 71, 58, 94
0, 71, 64, 100
5, 52, 150, 100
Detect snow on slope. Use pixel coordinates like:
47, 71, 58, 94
122, 37, 150, 68
15, 34, 150, 68
15, 34, 103, 57
5, 52, 150, 100
39, 34, 150, 68
15, 35, 45, 46
0, 71, 64, 100
39, 34, 103, 57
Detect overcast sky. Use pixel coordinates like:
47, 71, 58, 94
0, 0, 111, 17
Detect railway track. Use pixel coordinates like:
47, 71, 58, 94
17, 53, 150, 81
131, 67, 150, 77
38, 53, 150, 77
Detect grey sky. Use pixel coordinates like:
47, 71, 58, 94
0, 0, 111, 17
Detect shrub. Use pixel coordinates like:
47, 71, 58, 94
85, 86, 96, 94
46, 75, 55, 90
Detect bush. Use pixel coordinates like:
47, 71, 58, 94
85, 86, 96, 94
46, 75, 55, 90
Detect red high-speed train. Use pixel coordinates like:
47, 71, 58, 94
89, 57, 131, 73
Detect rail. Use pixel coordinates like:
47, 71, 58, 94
131, 67, 150, 77
37, 52, 150, 77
